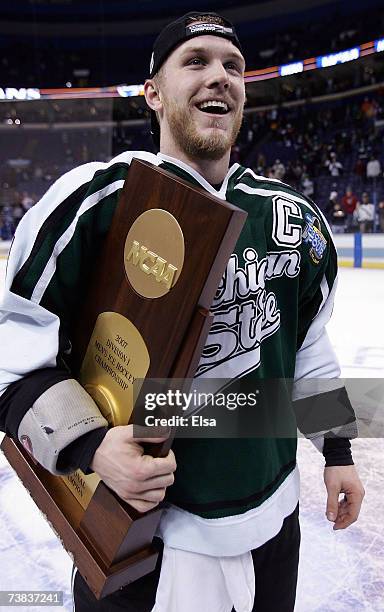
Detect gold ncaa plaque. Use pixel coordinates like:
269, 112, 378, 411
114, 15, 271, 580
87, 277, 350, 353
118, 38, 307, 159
65, 312, 150, 509
79, 312, 150, 427
124, 209, 185, 299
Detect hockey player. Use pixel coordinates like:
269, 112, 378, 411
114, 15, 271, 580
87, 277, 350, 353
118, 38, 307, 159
0, 11, 364, 612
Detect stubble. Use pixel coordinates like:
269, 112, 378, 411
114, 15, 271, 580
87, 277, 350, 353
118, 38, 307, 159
164, 97, 243, 161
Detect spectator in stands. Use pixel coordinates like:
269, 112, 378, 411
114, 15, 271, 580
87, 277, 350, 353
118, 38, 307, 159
272, 158, 285, 180
256, 153, 266, 174
366, 154, 381, 182
284, 162, 297, 188
378, 200, 384, 232
341, 186, 358, 232
0, 206, 15, 240
292, 161, 303, 185
12, 197, 24, 228
355, 192, 374, 233
325, 152, 343, 177
300, 173, 314, 199
354, 157, 366, 179
325, 190, 345, 233
361, 97, 377, 121
34, 166, 44, 179
21, 191, 35, 212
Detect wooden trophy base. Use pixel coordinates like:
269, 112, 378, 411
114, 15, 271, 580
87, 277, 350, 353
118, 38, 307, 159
1, 436, 161, 599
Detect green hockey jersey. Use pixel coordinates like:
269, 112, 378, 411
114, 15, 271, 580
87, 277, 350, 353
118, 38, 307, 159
0, 151, 352, 555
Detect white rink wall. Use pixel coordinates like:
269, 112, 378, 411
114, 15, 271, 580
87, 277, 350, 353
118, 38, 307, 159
335, 234, 384, 268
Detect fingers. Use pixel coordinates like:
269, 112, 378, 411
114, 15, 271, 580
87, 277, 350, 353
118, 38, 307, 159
326, 483, 340, 522
135, 487, 167, 504
324, 465, 365, 530
150, 451, 177, 476
90, 424, 177, 512
120, 485, 169, 513
333, 492, 364, 530
122, 486, 167, 504
109, 452, 176, 501
132, 472, 175, 493
120, 472, 175, 496
131, 424, 171, 444
132, 450, 177, 480
127, 498, 163, 513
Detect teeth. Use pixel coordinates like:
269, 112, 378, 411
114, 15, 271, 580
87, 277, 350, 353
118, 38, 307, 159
198, 100, 229, 112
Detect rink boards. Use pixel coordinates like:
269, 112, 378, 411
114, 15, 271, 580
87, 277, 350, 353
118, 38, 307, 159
335, 234, 384, 269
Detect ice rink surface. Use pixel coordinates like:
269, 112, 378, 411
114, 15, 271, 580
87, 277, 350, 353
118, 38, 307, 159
0, 258, 383, 612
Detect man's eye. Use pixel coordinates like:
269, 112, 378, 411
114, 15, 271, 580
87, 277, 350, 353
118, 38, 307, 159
226, 62, 240, 72
188, 58, 204, 66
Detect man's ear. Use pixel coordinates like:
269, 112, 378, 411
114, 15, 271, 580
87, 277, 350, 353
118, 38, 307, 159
144, 79, 163, 113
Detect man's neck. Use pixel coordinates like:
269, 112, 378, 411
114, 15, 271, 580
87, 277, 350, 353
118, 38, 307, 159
159, 143, 231, 185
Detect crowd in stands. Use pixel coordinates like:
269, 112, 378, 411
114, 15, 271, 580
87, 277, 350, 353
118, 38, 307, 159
0, 122, 114, 240
239, 89, 384, 233
1, 87, 384, 239
2, 52, 383, 122
0, 99, 115, 125
0, 97, 153, 127
325, 188, 381, 234
250, 4, 383, 72
255, 58, 384, 108
1, 2, 383, 244
0, 191, 36, 240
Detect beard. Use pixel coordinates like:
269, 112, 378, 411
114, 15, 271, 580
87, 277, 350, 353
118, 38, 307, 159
163, 98, 243, 161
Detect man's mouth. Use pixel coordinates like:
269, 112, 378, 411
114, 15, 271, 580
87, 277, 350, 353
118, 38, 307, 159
196, 100, 230, 115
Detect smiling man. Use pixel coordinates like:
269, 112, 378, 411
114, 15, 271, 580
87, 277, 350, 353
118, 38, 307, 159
0, 11, 364, 612
146, 21, 245, 172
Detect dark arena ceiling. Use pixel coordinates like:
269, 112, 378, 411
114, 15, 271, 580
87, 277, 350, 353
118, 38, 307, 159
1, 0, 383, 87
1, 0, 382, 21
0, 0, 326, 21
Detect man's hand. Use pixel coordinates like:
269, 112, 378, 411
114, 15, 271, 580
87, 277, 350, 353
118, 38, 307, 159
90, 425, 177, 513
324, 465, 365, 530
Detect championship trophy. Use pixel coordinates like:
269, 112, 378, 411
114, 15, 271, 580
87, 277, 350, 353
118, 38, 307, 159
1, 159, 247, 598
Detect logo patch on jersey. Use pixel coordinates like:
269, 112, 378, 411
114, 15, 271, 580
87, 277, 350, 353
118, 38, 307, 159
302, 213, 327, 264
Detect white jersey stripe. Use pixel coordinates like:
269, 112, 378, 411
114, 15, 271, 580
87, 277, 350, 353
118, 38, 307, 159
293, 272, 340, 399
237, 167, 286, 186
31, 180, 125, 303
319, 272, 330, 310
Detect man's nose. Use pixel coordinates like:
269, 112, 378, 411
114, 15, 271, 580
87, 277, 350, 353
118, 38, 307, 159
206, 61, 229, 89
